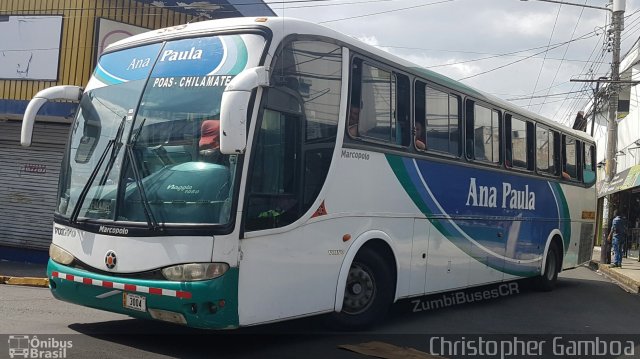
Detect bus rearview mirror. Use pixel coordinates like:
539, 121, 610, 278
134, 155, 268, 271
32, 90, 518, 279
220, 66, 269, 154
21, 85, 83, 147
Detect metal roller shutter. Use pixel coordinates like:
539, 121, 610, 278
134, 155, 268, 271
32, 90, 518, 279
0, 121, 69, 250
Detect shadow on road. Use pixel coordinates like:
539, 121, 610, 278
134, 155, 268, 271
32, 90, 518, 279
66, 270, 640, 358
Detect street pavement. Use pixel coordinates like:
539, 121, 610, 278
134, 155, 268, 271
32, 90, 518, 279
1, 266, 639, 358
592, 247, 640, 293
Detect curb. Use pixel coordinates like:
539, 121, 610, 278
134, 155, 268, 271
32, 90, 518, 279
0, 275, 49, 288
588, 260, 640, 294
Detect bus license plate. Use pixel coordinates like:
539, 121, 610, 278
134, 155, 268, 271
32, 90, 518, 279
123, 292, 146, 312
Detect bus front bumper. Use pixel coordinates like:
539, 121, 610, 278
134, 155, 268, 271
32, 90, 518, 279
47, 259, 239, 329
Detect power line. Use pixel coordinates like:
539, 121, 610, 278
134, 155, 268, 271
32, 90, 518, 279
537, 1, 588, 113
378, 44, 607, 64
318, 0, 456, 24
274, 0, 412, 9
526, 3, 562, 108
457, 30, 600, 81
551, 21, 609, 122
506, 89, 590, 101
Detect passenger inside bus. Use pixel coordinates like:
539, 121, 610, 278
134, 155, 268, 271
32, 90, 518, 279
414, 121, 426, 150
199, 119, 224, 164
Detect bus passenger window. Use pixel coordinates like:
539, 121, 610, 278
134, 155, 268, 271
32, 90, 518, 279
395, 73, 411, 146
360, 63, 394, 142
506, 115, 529, 170
584, 144, 596, 186
414, 82, 426, 151
536, 125, 557, 175
414, 81, 460, 155
468, 103, 500, 164
562, 135, 578, 180
348, 60, 362, 138
247, 40, 342, 231
347, 59, 409, 146
426, 87, 460, 155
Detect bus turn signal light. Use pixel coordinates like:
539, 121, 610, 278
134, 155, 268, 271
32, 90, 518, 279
343, 234, 352, 242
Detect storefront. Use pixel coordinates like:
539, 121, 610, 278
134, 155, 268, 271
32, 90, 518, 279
597, 164, 640, 259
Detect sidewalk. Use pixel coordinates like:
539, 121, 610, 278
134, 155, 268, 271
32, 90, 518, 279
0, 259, 49, 287
590, 247, 640, 294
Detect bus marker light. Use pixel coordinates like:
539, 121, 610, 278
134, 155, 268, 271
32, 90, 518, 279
218, 300, 225, 308
255, 18, 268, 22
343, 234, 351, 242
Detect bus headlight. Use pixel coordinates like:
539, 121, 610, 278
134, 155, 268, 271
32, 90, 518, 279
49, 244, 75, 265
161, 263, 229, 281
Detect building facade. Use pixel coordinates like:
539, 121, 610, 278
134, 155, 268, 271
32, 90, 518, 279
0, 0, 274, 261
588, 37, 640, 260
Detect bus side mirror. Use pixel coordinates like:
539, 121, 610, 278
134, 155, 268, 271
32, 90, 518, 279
21, 85, 83, 147
220, 66, 269, 154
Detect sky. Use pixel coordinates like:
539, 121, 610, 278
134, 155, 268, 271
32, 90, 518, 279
267, 0, 640, 128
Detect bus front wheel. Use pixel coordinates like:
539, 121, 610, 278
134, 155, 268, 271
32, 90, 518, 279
333, 247, 394, 329
535, 241, 560, 291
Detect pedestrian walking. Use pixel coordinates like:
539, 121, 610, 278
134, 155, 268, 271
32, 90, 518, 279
608, 210, 625, 268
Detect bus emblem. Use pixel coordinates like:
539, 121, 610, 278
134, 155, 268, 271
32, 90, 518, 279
105, 250, 117, 269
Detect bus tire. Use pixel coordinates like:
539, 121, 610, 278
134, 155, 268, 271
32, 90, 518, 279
333, 247, 394, 329
535, 241, 560, 291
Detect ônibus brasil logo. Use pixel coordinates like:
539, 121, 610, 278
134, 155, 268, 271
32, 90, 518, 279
8, 335, 72, 358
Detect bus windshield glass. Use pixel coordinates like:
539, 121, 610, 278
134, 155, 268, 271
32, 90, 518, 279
57, 33, 266, 226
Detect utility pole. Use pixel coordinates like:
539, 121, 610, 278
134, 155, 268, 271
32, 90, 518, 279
605, 0, 626, 182
603, 0, 626, 264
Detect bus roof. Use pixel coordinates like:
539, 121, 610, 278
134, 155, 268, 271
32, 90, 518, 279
105, 16, 594, 144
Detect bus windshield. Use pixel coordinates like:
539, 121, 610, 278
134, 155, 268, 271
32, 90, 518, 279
56, 33, 266, 226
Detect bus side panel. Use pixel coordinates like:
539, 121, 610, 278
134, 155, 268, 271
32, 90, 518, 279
237, 217, 413, 326
558, 183, 596, 269
385, 154, 566, 279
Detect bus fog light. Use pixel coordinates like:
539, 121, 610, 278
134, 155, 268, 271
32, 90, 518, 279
162, 263, 229, 281
148, 309, 187, 325
49, 244, 75, 265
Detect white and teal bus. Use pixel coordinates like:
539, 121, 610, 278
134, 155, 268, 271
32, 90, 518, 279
21, 17, 596, 329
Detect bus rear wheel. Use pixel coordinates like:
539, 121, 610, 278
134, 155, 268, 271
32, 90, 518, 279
535, 242, 560, 291
333, 247, 394, 329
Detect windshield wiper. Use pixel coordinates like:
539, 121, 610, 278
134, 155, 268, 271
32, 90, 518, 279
97, 115, 127, 187
125, 118, 160, 231
69, 138, 114, 224
69, 116, 126, 224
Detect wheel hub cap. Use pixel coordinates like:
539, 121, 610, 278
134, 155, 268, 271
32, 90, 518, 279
343, 264, 376, 315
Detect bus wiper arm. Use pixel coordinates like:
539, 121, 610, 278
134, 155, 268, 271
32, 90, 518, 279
97, 116, 127, 187
70, 116, 126, 224
125, 142, 160, 231
69, 139, 114, 224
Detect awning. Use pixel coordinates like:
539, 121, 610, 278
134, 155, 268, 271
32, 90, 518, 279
138, 0, 276, 19
597, 164, 640, 197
